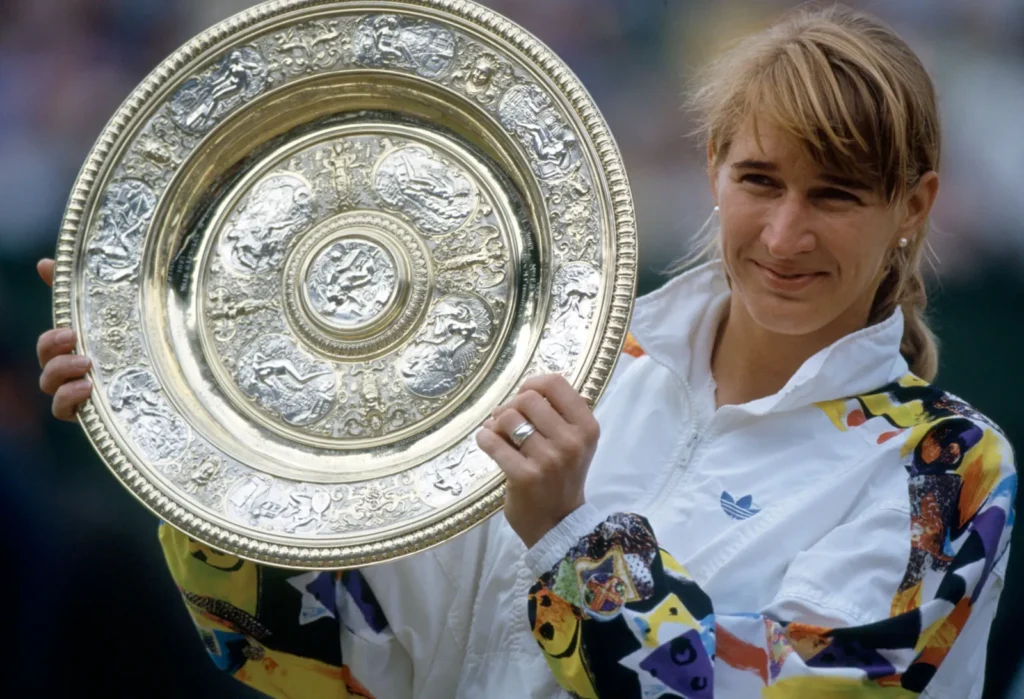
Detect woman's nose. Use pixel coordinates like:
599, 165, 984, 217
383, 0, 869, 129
761, 196, 816, 258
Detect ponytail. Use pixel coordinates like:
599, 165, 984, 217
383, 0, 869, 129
869, 231, 939, 381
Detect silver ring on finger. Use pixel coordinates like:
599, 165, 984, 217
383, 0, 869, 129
509, 420, 537, 449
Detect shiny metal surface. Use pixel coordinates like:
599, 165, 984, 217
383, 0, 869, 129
54, 0, 637, 569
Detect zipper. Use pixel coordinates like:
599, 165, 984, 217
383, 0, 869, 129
649, 425, 701, 514
647, 380, 703, 514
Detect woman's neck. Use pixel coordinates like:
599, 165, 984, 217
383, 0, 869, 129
710, 296, 867, 408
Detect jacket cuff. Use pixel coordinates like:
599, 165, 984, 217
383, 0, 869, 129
524, 502, 606, 577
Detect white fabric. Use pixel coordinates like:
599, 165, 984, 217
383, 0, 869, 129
342, 261, 1006, 698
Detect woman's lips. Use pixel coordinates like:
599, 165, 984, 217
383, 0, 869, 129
753, 261, 827, 292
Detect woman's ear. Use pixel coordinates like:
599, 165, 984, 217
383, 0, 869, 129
707, 141, 719, 204
897, 171, 939, 240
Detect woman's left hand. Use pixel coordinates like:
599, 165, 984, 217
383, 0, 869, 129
476, 374, 600, 548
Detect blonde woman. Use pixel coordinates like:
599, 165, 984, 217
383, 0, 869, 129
36, 5, 1014, 698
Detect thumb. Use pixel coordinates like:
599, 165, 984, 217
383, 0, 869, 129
37, 258, 55, 289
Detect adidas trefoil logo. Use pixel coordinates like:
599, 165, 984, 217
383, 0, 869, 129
720, 491, 761, 520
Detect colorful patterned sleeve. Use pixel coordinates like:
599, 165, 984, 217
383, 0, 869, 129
158, 523, 387, 698
527, 421, 1016, 698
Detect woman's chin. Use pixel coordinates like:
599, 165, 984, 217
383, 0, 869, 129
744, 298, 834, 338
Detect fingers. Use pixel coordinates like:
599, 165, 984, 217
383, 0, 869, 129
501, 389, 567, 440
52, 379, 93, 422
491, 407, 569, 469
40, 354, 92, 396
37, 328, 78, 369
493, 375, 599, 445
37, 258, 55, 288
491, 408, 534, 447
520, 374, 595, 429
476, 420, 530, 477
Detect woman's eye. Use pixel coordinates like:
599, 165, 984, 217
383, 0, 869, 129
819, 188, 862, 203
740, 174, 775, 187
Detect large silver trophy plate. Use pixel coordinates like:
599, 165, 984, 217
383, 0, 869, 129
54, 0, 637, 569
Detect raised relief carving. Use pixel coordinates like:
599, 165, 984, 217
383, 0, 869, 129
499, 83, 580, 179
448, 44, 516, 106
353, 15, 455, 78
169, 46, 268, 135
316, 139, 372, 210
86, 179, 157, 283
330, 361, 416, 439
553, 262, 601, 321
539, 262, 602, 372
207, 287, 278, 343
236, 334, 336, 427
548, 172, 600, 263
225, 471, 424, 534
108, 368, 190, 463
220, 173, 315, 275
305, 239, 397, 329
375, 145, 475, 235
415, 441, 494, 509
327, 473, 423, 530
280, 208, 431, 362
430, 442, 476, 495
227, 475, 336, 534
433, 209, 509, 291
86, 283, 146, 378
160, 447, 243, 511
398, 293, 495, 398
267, 21, 347, 77
122, 114, 192, 190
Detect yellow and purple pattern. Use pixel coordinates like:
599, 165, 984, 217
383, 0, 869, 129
530, 375, 1016, 697
158, 524, 383, 698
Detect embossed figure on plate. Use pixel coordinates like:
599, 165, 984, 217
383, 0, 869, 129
169, 46, 268, 134
430, 442, 477, 496
375, 145, 475, 235
268, 21, 346, 76
86, 179, 157, 283
207, 287, 278, 343
108, 368, 190, 463
398, 293, 495, 398
354, 15, 455, 78
552, 262, 601, 322
548, 173, 600, 263
227, 475, 335, 534
498, 83, 580, 179
331, 362, 415, 439
306, 239, 397, 330
318, 140, 369, 209
236, 334, 336, 426
449, 47, 516, 106
539, 262, 601, 372
434, 223, 508, 290
124, 114, 189, 188
220, 173, 314, 275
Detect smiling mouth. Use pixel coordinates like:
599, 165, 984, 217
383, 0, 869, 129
754, 261, 826, 279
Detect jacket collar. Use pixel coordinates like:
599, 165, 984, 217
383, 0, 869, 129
628, 261, 910, 414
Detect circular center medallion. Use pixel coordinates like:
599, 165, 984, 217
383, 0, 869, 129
303, 237, 398, 332
281, 209, 433, 361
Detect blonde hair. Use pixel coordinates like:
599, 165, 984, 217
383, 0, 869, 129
684, 4, 940, 380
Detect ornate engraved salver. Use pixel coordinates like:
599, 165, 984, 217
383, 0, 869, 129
54, 0, 636, 569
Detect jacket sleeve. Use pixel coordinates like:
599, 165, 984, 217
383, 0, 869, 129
158, 523, 407, 698
525, 423, 1016, 698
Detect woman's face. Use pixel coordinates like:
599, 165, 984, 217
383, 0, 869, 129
711, 118, 936, 340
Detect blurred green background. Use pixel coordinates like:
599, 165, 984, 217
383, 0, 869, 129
1, 0, 1021, 696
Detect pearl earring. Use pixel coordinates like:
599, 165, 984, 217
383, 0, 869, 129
714, 205, 720, 213
898, 237, 909, 248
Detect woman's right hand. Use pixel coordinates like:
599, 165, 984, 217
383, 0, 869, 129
36, 258, 93, 422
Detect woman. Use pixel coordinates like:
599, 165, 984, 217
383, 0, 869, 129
36, 5, 1014, 698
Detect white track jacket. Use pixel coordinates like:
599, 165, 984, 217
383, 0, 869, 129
159, 261, 1015, 699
